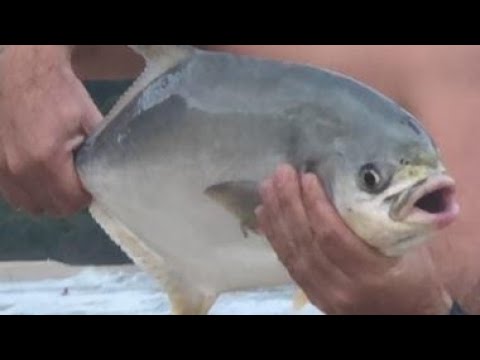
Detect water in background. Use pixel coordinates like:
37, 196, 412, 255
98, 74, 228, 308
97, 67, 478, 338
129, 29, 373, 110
0, 266, 322, 315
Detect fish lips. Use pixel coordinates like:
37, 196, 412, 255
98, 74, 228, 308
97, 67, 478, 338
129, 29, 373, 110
389, 174, 460, 230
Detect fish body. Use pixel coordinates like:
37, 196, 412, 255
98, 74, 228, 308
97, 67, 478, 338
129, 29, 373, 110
75, 46, 458, 314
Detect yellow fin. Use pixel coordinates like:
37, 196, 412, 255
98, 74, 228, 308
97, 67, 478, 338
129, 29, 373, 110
89, 201, 217, 315
293, 289, 310, 310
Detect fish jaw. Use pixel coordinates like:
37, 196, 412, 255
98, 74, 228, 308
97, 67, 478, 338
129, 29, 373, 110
389, 174, 460, 231
334, 170, 460, 257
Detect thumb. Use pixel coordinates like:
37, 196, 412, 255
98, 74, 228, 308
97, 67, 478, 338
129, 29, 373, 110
74, 78, 104, 135
81, 98, 103, 135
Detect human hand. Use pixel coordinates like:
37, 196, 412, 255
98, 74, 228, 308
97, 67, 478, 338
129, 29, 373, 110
0, 45, 102, 217
256, 165, 453, 315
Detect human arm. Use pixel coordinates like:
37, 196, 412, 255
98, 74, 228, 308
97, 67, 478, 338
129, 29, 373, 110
0, 45, 142, 216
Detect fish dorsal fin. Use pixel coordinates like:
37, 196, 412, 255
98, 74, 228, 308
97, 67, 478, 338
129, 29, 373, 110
127, 45, 194, 65
93, 45, 195, 136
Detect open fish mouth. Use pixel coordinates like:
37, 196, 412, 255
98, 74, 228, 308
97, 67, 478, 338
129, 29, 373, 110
390, 174, 459, 229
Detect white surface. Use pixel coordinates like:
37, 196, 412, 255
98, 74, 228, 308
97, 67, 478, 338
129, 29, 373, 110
0, 266, 322, 315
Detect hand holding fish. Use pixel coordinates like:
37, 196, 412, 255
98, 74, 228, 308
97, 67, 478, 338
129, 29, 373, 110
0, 45, 102, 216
256, 165, 453, 314
0, 45, 465, 314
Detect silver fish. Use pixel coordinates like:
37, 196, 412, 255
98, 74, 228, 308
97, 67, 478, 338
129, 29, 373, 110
75, 45, 459, 314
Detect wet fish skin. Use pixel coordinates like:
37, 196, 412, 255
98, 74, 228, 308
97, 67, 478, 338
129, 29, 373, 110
75, 46, 451, 314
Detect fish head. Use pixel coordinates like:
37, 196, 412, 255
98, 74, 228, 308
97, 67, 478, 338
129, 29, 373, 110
307, 105, 460, 257
334, 158, 458, 256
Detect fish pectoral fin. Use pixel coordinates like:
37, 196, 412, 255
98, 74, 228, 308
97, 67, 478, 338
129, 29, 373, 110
204, 180, 261, 237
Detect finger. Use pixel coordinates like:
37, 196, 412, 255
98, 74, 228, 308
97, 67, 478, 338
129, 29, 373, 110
272, 165, 313, 250
260, 170, 351, 294
302, 173, 372, 259
255, 206, 272, 241
42, 155, 91, 217
260, 177, 310, 271
258, 198, 326, 294
65, 134, 86, 153
13, 161, 58, 216
81, 105, 103, 135
78, 86, 103, 135
0, 148, 45, 215
264, 214, 353, 312
259, 179, 293, 254
301, 173, 347, 235
0, 178, 43, 215
14, 140, 90, 218
301, 174, 394, 274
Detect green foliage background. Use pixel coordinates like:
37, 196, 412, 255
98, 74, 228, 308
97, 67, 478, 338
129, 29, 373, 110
0, 80, 135, 265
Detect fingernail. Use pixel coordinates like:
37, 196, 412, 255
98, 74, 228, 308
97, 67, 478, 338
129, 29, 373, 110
278, 164, 295, 179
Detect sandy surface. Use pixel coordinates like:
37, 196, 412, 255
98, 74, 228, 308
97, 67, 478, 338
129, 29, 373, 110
0, 261, 322, 315
0, 260, 136, 282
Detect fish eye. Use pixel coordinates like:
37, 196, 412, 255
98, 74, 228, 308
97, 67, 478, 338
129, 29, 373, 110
358, 163, 387, 194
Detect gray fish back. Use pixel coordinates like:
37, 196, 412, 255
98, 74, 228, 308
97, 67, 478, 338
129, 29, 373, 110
76, 49, 434, 171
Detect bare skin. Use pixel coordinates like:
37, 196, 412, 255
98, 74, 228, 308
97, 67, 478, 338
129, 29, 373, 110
256, 165, 452, 314
0, 45, 478, 313
0, 46, 143, 216
0, 46, 103, 216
